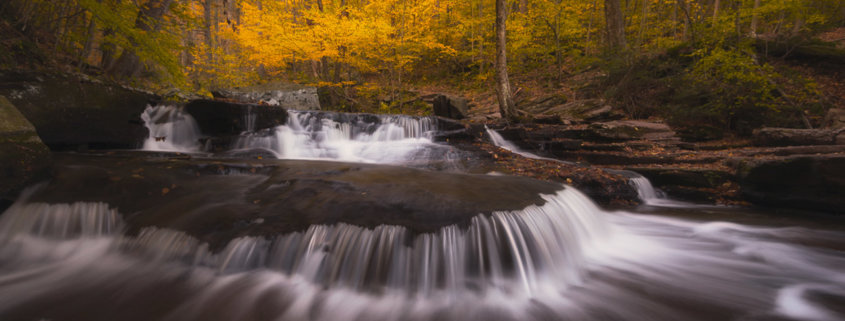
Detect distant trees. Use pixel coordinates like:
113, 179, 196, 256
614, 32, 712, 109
2, 0, 843, 114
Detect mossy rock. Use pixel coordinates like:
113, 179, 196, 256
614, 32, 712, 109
0, 96, 51, 207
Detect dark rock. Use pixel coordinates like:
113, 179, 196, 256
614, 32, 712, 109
752, 127, 841, 147
0, 96, 51, 205
735, 155, 845, 213
0, 71, 160, 150
184, 99, 288, 136
675, 125, 725, 142
533, 114, 565, 125
432, 94, 468, 119
539, 139, 583, 152
434, 116, 467, 132
627, 167, 735, 189
30, 152, 564, 250
212, 82, 320, 110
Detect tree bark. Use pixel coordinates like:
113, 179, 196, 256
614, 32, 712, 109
495, 0, 517, 121
108, 0, 175, 79
604, 0, 626, 50
712, 0, 720, 24
750, 0, 760, 35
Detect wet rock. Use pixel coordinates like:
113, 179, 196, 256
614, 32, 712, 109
0, 96, 50, 207
627, 167, 735, 189
752, 127, 842, 147
539, 139, 583, 152
626, 167, 736, 202
431, 94, 468, 119
184, 99, 288, 136
29, 152, 564, 249
211, 82, 320, 110
0, 71, 159, 150
735, 155, 845, 213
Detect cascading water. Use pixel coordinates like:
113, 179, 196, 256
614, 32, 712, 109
232, 110, 462, 166
1, 184, 843, 321
2, 104, 844, 321
141, 105, 203, 152
485, 126, 573, 164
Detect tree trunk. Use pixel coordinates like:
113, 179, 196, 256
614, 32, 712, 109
495, 0, 517, 121
750, 0, 760, 35
712, 0, 720, 24
108, 0, 175, 79
604, 0, 626, 50
77, 12, 97, 69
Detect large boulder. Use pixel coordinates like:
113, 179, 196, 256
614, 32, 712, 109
184, 99, 288, 136
431, 94, 468, 119
736, 155, 845, 213
211, 82, 320, 110
0, 96, 50, 208
752, 127, 842, 147
0, 71, 159, 150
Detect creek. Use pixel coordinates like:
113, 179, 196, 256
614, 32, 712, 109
0, 106, 843, 321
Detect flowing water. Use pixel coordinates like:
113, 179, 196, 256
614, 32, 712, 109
0, 105, 843, 321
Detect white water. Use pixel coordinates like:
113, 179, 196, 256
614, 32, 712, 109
485, 126, 578, 167
1, 187, 843, 321
3, 107, 844, 320
141, 105, 204, 152
233, 110, 461, 166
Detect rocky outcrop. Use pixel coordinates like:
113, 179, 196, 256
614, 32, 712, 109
30, 152, 563, 249
752, 127, 843, 147
735, 155, 845, 213
0, 96, 50, 208
429, 94, 468, 119
0, 71, 159, 150
184, 99, 288, 136
211, 82, 320, 110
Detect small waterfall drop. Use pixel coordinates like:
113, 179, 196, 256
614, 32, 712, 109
141, 105, 203, 152
629, 175, 664, 203
485, 126, 571, 164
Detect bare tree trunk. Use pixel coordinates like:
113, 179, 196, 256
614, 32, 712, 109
478, 0, 485, 75
495, 0, 517, 121
750, 0, 760, 35
712, 0, 720, 24
604, 0, 626, 50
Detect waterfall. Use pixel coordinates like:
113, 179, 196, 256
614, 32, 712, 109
485, 126, 571, 164
628, 175, 664, 203
141, 105, 203, 152
2, 186, 845, 321
233, 110, 459, 165
0, 188, 609, 296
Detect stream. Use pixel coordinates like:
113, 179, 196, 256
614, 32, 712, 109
0, 106, 843, 321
